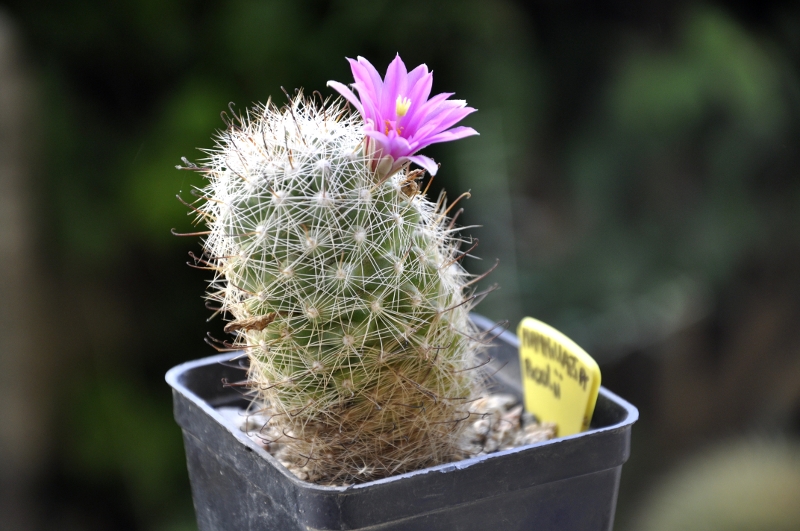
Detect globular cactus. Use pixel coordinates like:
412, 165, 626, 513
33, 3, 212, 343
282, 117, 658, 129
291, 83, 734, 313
183, 55, 487, 484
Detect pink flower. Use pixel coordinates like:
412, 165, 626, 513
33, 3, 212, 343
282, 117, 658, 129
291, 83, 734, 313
328, 54, 478, 177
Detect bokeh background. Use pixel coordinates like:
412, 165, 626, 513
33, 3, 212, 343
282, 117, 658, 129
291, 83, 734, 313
1, 0, 799, 529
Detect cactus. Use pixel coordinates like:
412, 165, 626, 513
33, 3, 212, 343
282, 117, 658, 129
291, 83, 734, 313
183, 55, 486, 485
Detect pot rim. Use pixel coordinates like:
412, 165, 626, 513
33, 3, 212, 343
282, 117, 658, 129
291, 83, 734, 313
167, 320, 638, 493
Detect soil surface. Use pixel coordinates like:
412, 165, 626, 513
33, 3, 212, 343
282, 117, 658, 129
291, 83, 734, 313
217, 393, 556, 485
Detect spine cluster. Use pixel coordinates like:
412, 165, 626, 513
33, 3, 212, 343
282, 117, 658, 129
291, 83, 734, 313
187, 95, 486, 484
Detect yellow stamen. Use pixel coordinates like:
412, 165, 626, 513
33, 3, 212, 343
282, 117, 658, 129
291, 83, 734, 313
395, 96, 412, 117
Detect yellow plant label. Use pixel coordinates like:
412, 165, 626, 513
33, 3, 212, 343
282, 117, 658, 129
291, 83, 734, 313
517, 317, 601, 437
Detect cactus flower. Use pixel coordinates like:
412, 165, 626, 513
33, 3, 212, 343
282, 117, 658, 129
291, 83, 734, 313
328, 54, 478, 176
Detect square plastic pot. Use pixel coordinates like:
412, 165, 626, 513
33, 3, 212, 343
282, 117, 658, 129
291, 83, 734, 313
167, 314, 638, 530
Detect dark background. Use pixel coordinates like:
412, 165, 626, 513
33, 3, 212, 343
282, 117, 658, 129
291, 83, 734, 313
1, 1, 799, 529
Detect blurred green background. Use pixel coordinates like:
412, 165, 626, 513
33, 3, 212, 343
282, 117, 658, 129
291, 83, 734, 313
0, 1, 798, 529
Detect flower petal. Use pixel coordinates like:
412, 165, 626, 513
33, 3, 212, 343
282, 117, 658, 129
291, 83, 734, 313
406, 154, 439, 175
402, 92, 454, 135
365, 129, 411, 160
413, 105, 476, 142
382, 54, 408, 118
416, 126, 479, 148
405, 63, 429, 92
352, 56, 383, 96
326, 81, 363, 115
400, 69, 433, 129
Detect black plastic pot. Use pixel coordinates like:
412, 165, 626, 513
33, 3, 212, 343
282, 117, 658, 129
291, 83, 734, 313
167, 315, 638, 530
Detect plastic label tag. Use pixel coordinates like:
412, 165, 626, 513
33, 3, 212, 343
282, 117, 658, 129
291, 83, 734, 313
517, 317, 601, 437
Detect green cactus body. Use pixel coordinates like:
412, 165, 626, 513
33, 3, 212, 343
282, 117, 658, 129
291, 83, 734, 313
195, 96, 483, 484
